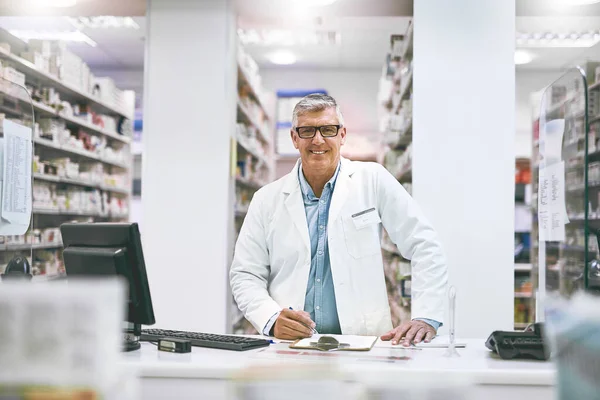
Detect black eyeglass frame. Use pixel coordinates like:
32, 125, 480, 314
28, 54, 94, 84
294, 124, 343, 139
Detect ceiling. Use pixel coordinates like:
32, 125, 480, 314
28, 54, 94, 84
516, 16, 600, 70
1, 0, 599, 18
0, 15, 145, 96
0, 0, 144, 16
517, 0, 600, 16
0, 1, 600, 90
240, 17, 410, 69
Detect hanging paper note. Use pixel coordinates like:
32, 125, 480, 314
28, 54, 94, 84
538, 161, 566, 242
1, 119, 32, 226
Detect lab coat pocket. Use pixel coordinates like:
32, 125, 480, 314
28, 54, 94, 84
342, 211, 381, 259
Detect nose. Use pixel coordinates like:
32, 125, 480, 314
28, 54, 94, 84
311, 131, 325, 145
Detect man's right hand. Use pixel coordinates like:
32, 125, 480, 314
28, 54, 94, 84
272, 308, 316, 340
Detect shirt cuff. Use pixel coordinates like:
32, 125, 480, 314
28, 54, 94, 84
263, 311, 281, 335
413, 318, 441, 332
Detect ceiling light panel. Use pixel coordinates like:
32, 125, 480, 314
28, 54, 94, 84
238, 28, 340, 47
514, 50, 535, 65
8, 29, 96, 46
267, 50, 297, 65
68, 17, 140, 30
516, 30, 600, 48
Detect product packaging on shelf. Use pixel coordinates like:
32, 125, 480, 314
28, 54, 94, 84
3, 66, 25, 87
33, 182, 56, 210
21, 51, 50, 73
51, 158, 79, 179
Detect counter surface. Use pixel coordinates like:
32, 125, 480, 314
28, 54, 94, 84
120, 336, 555, 386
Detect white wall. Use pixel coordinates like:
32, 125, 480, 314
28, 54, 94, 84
515, 70, 562, 158
261, 68, 383, 174
143, 0, 236, 333
414, 0, 515, 338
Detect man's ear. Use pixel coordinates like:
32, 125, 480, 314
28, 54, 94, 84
291, 129, 299, 149
340, 126, 347, 146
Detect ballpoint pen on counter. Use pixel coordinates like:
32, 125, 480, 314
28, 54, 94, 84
289, 307, 319, 334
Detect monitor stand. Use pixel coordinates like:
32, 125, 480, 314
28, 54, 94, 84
123, 322, 141, 352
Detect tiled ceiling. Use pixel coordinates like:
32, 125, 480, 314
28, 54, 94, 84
1, 1, 600, 91
240, 16, 410, 69
0, 15, 145, 97
516, 16, 600, 70
0, 0, 144, 16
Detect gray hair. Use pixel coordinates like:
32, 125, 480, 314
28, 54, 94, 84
291, 93, 345, 127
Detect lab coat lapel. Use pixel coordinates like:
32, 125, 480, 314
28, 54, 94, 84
282, 160, 311, 254
329, 157, 354, 224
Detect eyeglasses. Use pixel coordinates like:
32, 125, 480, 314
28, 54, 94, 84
295, 125, 342, 139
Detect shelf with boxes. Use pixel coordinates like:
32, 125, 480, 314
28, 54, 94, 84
33, 177, 129, 219
0, 33, 133, 284
34, 138, 129, 169
379, 24, 413, 152
377, 22, 414, 328
231, 44, 275, 335
0, 77, 131, 145
0, 40, 132, 119
514, 158, 534, 330
383, 143, 412, 183
34, 173, 129, 195
380, 228, 412, 327
0, 226, 64, 280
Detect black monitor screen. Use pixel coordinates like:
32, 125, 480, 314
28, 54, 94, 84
60, 222, 155, 326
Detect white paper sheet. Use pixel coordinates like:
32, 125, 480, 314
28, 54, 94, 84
539, 118, 570, 224
542, 119, 565, 166
375, 335, 467, 349
294, 334, 378, 350
1, 119, 32, 225
538, 161, 566, 242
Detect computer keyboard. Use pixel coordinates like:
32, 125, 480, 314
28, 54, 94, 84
140, 329, 272, 351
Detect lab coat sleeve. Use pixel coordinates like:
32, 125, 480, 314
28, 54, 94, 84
375, 164, 448, 324
229, 191, 282, 334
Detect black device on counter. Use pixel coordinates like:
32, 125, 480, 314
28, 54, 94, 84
61, 222, 156, 352
158, 338, 192, 353
485, 322, 549, 361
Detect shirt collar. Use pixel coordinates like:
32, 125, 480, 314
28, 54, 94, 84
298, 161, 341, 200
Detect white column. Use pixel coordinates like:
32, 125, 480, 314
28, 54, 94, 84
413, 1, 515, 337
142, 0, 236, 333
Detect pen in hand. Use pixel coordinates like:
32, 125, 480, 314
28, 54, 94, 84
289, 307, 318, 334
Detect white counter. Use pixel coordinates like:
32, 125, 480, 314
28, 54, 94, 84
120, 338, 556, 400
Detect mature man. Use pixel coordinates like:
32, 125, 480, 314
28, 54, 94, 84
230, 94, 448, 346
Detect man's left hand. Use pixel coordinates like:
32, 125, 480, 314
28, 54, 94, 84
380, 320, 436, 346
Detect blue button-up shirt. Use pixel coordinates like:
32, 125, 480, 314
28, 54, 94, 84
298, 163, 342, 334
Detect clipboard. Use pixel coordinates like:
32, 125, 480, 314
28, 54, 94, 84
290, 334, 378, 352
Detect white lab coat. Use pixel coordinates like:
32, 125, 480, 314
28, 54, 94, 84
230, 157, 448, 336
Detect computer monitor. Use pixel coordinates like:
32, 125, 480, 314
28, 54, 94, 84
60, 222, 155, 351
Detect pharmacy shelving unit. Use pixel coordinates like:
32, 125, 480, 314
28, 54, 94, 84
0, 36, 133, 281
377, 22, 413, 328
231, 47, 275, 334
514, 158, 534, 330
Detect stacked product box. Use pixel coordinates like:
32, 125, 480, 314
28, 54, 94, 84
94, 77, 127, 110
